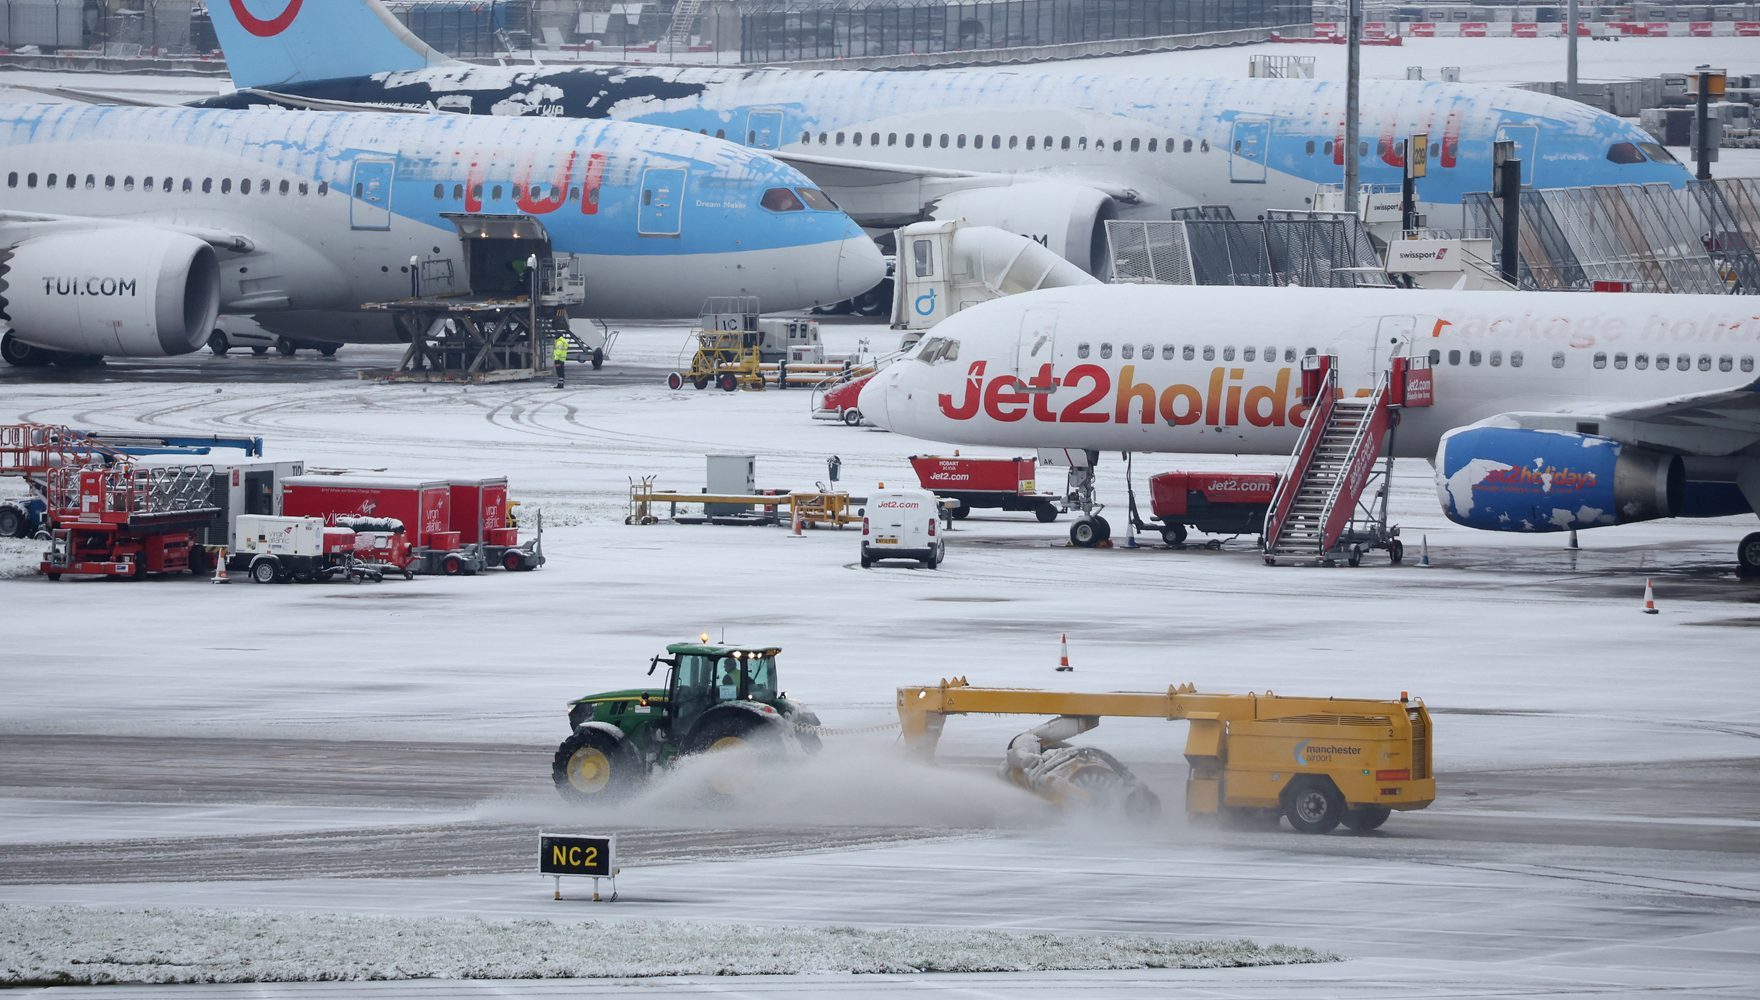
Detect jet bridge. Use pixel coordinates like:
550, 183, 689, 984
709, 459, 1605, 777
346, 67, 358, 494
363, 214, 592, 383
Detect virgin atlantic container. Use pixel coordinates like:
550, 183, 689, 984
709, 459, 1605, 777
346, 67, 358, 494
281, 475, 483, 575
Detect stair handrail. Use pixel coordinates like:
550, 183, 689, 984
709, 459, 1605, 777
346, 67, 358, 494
1318, 374, 1394, 554
1262, 365, 1337, 555
807, 347, 908, 415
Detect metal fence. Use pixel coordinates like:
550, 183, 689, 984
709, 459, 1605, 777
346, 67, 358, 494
1465, 180, 1760, 294
0, 0, 202, 55
1108, 217, 1392, 288
738, 0, 1306, 62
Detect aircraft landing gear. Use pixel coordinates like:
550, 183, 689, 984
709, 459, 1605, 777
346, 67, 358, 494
1070, 515, 1112, 548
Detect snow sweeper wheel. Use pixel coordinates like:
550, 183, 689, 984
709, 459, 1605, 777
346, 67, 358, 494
1282, 777, 1344, 835
551, 729, 640, 803
1340, 805, 1392, 833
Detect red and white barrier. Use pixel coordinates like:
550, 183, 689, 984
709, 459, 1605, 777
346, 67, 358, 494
1307, 19, 1752, 38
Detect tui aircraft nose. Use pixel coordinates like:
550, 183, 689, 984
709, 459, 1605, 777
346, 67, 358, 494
834, 230, 887, 304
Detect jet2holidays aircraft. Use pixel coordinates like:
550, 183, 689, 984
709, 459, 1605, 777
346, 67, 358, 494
860, 284, 1760, 573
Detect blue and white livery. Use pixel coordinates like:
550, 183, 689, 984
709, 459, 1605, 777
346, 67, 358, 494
0, 105, 884, 364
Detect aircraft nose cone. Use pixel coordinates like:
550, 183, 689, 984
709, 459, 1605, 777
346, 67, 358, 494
857, 367, 894, 430
835, 234, 887, 304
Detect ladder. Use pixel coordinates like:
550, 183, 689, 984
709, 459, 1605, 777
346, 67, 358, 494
1263, 360, 1394, 566
664, 0, 704, 47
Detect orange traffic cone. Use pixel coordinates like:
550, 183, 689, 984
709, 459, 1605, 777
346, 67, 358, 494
1056, 633, 1072, 672
211, 551, 230, 585
1642, 578, 1658, 614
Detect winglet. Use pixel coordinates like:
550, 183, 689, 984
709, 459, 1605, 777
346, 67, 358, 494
210, 0, 453, 89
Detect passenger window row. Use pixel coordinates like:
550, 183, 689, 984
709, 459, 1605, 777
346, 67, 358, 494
1593, 351, 1752, 373
1431, 348, 1526, 368
801, 130, 1213, 155
1076, 343, 1318, 363
6, 170, 327, 197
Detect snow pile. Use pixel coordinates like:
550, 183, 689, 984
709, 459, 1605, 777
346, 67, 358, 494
1, 905, 1333, 985
0, 538, 41, 579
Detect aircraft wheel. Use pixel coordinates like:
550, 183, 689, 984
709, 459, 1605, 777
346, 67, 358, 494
1739, 532, 1760, 576
208, 330, 231, 356
1, 333, 50, 367
1092, 515, 1112, 543
1070, 517, 1103, 548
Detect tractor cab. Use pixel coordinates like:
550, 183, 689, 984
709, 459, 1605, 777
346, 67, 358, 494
654, 643, 781, 730
553, 640, 821, 802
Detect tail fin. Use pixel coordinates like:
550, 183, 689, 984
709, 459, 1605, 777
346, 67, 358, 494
211, 0, 453, 90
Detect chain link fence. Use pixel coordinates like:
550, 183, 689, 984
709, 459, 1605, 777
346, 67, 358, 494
0, 0, 1304, 65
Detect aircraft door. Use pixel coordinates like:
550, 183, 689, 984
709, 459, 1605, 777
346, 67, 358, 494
638, 167, 686, 237
1015, 307, 1057, 381
349, 159, 395, 231
1494, 122, 1539, 185
1373, 315, 1418, 384
746, 109, 785, 150
1229, 118, 1270, 184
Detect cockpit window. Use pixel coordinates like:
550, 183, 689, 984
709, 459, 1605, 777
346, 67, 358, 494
914, 337, 960, 364
1638, 142, 1675, 163
796, 187, 839, 211
1605, 142, 1646, 164
760, 187, 805, 212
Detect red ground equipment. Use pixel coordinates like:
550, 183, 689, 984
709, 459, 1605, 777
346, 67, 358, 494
450, 476, 544, 571
281, 475, 484, 575
908, 454, 1061, 523
1148, 472, 1281, 546
813, 373, 874, 426
39, 464, 218, 580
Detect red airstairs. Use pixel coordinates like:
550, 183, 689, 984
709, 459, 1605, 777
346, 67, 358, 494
1262, 353, 1433, 567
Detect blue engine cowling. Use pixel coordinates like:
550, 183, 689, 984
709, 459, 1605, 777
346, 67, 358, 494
1435, 427, 1683, 532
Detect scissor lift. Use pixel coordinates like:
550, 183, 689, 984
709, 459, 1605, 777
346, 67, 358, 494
39, 465, 219, 580
365, 214, 588, 383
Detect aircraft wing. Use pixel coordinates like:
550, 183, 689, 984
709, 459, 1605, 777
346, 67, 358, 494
1472, 376, 1760, 458
1, 84, 175, 107
0, 212, 256, 254
232, 88, 444, 114
775, 151, 1140, 228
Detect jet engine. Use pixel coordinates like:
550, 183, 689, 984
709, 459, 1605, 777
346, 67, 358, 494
1435, 426, 1684, 532
0, 230, 221, 363
929, 182, 1119, 277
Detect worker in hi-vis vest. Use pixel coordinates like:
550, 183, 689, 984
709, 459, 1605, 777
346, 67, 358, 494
553, 334, 570, 388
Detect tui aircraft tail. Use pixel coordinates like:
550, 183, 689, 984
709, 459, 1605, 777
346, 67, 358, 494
209, 0, 453, 90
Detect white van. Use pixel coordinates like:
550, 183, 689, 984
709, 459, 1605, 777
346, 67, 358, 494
861, 487, 945, 569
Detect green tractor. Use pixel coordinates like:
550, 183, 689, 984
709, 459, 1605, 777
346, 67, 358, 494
551, 641, 822, 802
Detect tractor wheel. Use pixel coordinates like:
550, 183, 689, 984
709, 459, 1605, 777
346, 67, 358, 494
1282, 777, 1344, 834
551, 729, 639, 803
1340, 805, 1392, 833
841, 408, 863, 427
1034, 503, 1059, 523
686, 713, 784, 796
208, 330, 231, 356
0, 507, 24, 539
717, 373, 739, 392
502, 551, 524, 572
250, 559, 280, 585
666, 372, 684, 390
1161, 523, 1188, 546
